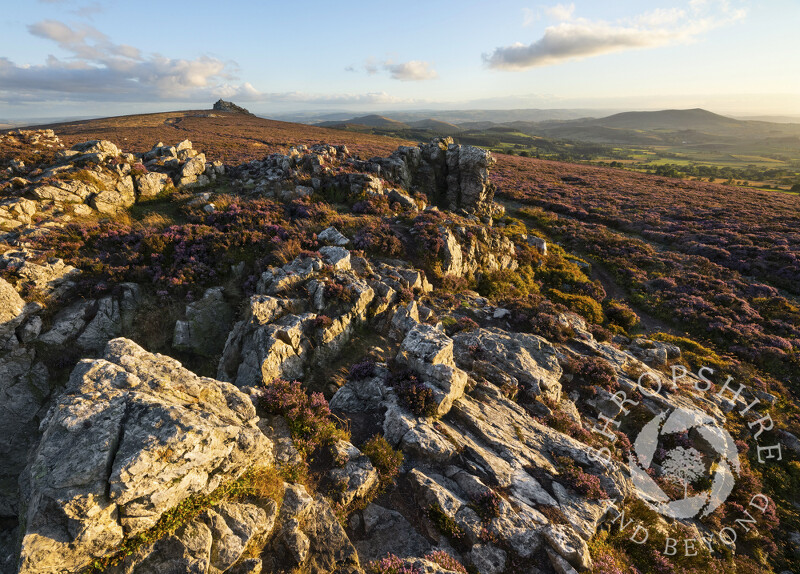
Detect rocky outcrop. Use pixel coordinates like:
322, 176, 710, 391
395, 323, 469, 416
440, 226, 517, 278
107, 500, 277, 574
368, 138, 496, 216
17, 338, 272, 574
213, 100, 252, 115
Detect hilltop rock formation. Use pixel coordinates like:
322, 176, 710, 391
213, 99, 253, 115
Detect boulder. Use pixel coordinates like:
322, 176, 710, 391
318, 226, 349, 247
17, 338, 272, 574
354, 504, 431, 562
134, 172, 171, 199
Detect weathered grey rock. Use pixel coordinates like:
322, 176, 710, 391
202, 501, 277, 572
543, 524, 591, 571
173, 287, 234, 357
0, 347, 49, 516
272, 484, 360, 574
134, 171, 171, 199
546, 548, 579, 574
355, 504, 431, 562
31, 180, 95, 203
318, 226, 349, 246
319, 246, 351, 271
469, 544, 506, 574
91, 179, 136, 214
17, 338, 272, 574
388, 189, 418, 210
71, 140, 120, 159
180, 154, 207, 187
327, 440, 379, 506
527, 235, 547, 255
396, 324, 468, 416
0, 277, 23, 323
452, 328, 562, 402
107, 520, 213, 574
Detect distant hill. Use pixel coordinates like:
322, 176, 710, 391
591, 108, 742, 131
408, 118, 462, 135
319, 114, 410, 130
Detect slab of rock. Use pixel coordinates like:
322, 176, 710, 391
354, 504, 431, 562
0, 277, 24, 324
452, 328, 562, 402
17, 338, 272, 574
396, 324, 468, 416
173, 287, 234, 357
327, 440, 379, 506
318, 226, 349, 247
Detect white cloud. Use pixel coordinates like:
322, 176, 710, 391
0, 19, 248, 103
346, 59, 438, 81
484, 0, 745, 70
544, 3, 575, 21
383, 60, 437, 81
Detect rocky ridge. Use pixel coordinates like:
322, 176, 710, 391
0, 128, 785, 574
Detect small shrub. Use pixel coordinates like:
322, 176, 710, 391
325, 279, 354, 304
574, 355, 617, 392
424, 551, 467, 574
257, 379, 347, 456
348, 359, 376, 380
604, 299, 640, 332
388, 369, 438, 417
427, 503, 466, 542
547, 289, 604, 324
313, 315, 333, 329
366, 554, 420, 574
555, 456, 607, 499
470, 490, 501, 522
361, 435, 403, 487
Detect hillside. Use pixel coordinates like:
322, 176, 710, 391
0, 111, 799, 574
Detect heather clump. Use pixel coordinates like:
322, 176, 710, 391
387, 369, 438, 417
256, 378, 348, 456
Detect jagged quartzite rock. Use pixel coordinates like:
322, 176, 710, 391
317, 226, 349, 247
17, 338, 272, 574
327, 440, 379, 506
173, 287, 234, 357
270, 484, 361, 574
0, 277, 23, 323
180, 153, 207, 187
469, 544, 507, 574
70, 140, 120, 159
108, 500, 277, 574
213, 99, 252, 114
396, 323, 468, 416
354, 504, 431, 562
134, 171, 171, 199
452, 328, 562, 402
372, 138, 496, 215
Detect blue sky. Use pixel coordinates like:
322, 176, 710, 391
1, 0, 798, 120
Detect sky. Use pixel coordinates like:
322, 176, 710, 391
1, 0, 799, 121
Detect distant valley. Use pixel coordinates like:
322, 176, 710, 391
305, 108, 800, 191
